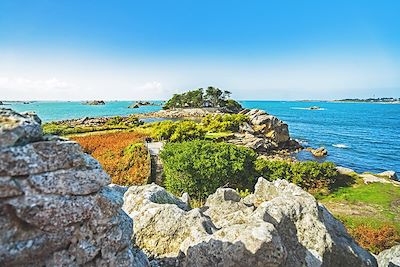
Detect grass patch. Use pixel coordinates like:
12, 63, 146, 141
319, 180, 400, 253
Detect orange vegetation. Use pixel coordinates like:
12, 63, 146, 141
350, 224, 400, 254
72, 131, 151, 186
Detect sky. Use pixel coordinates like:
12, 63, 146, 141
0, 0, 399, 100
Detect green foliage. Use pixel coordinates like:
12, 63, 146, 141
201, 114, 248, 132
255, 159, 338, 191
163, 86, 242, 111
160, 140, 258, 199
152, 120, 206, 142
43, 115, 142, 136
236, 188, 252, 198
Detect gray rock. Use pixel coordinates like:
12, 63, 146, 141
0, 108, 42, 148
29, 168, 111, 195
377, 245, 400, 267
0, 176, 23, 198
0, 109, 149, 266
123, 178, 376, 266
0, 141, 87, 176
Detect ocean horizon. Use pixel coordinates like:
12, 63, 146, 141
4, 100, 399, 176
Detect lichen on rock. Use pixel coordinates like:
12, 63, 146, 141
0, 108, 149, 266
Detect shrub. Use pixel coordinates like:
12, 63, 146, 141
350, 224, 400, 254
160, 140, 258, 199
201, 114, 248, 132
152, 120, 206, 142
72, 131, 151, 185
255, 159, 338, 191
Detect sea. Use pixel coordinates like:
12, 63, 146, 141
4, 100, 400, 175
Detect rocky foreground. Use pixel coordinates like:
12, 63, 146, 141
1, 108, 399, 267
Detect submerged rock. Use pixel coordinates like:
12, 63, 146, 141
122, 178, 377, 266
0, 108, 149, 266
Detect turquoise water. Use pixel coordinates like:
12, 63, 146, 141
4, 100, 400, 174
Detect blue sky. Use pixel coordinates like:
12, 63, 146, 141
0, 0, 399, 100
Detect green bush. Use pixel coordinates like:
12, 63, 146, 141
201, 114, 248, 132
160, 140, 258, 199
255, 159, 338, 191
152, 120, 206, 142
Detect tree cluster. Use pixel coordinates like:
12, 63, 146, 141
163, 86, 242, 111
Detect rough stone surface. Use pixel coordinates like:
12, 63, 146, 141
0, 109, 149, 267
377, 245, 400, 267
238, 109, 291, 147
123, 178, 377, 267
0, 108, 42, 148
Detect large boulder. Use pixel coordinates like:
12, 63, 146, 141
377, 245, 400, 267
240, 109, 290, 145
122, 177, 377, 266
0, 108, 149, 266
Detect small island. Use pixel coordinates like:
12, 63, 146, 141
334, 97, 400, 103
82, 100, 106, 105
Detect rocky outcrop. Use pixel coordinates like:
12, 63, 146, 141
82, 100, 105, 105
0, 108, 149, 266
122, 178, 377, 266
226, 109, 300, 154
307, 146, 328, 157
377, 245, 400, 267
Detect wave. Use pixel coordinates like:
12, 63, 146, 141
332, 144, 349, 148
295, 139, 309, 145
290, 107, 326, 110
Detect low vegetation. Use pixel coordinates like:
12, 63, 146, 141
255, 159, 338, 193
43, 115, 142, 136
160, 140, 258, 200
146, 114, 248, 142
319, 180, 400, 253
163, 86, 242, 111
71, 131, 151, 186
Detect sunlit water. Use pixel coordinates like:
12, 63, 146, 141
5, 100, 400, 174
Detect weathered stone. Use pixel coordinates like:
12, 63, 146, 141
377, 244, 400, 267
181, 221, 286, 267
251, 178, 377, 267
124, 178, 377, 266
307, 146, 328, 157
29, 168, 111, 195
0, 141, 87, 176
0, 108, 42, 148
0, 176, 23, 198
0, 109, 147, 267
7, 195, 96, 231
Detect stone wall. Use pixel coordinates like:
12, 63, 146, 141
0, 108, 149, 266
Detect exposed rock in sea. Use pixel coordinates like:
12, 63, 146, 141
377, 245, 400, 267
307, 146, 328, 157
82, 100, 106, 105
0, 108, 149, 266
128, 103, 140, 108
122, 178, 377, 266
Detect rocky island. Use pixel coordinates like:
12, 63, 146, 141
82, 100, 106, 105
